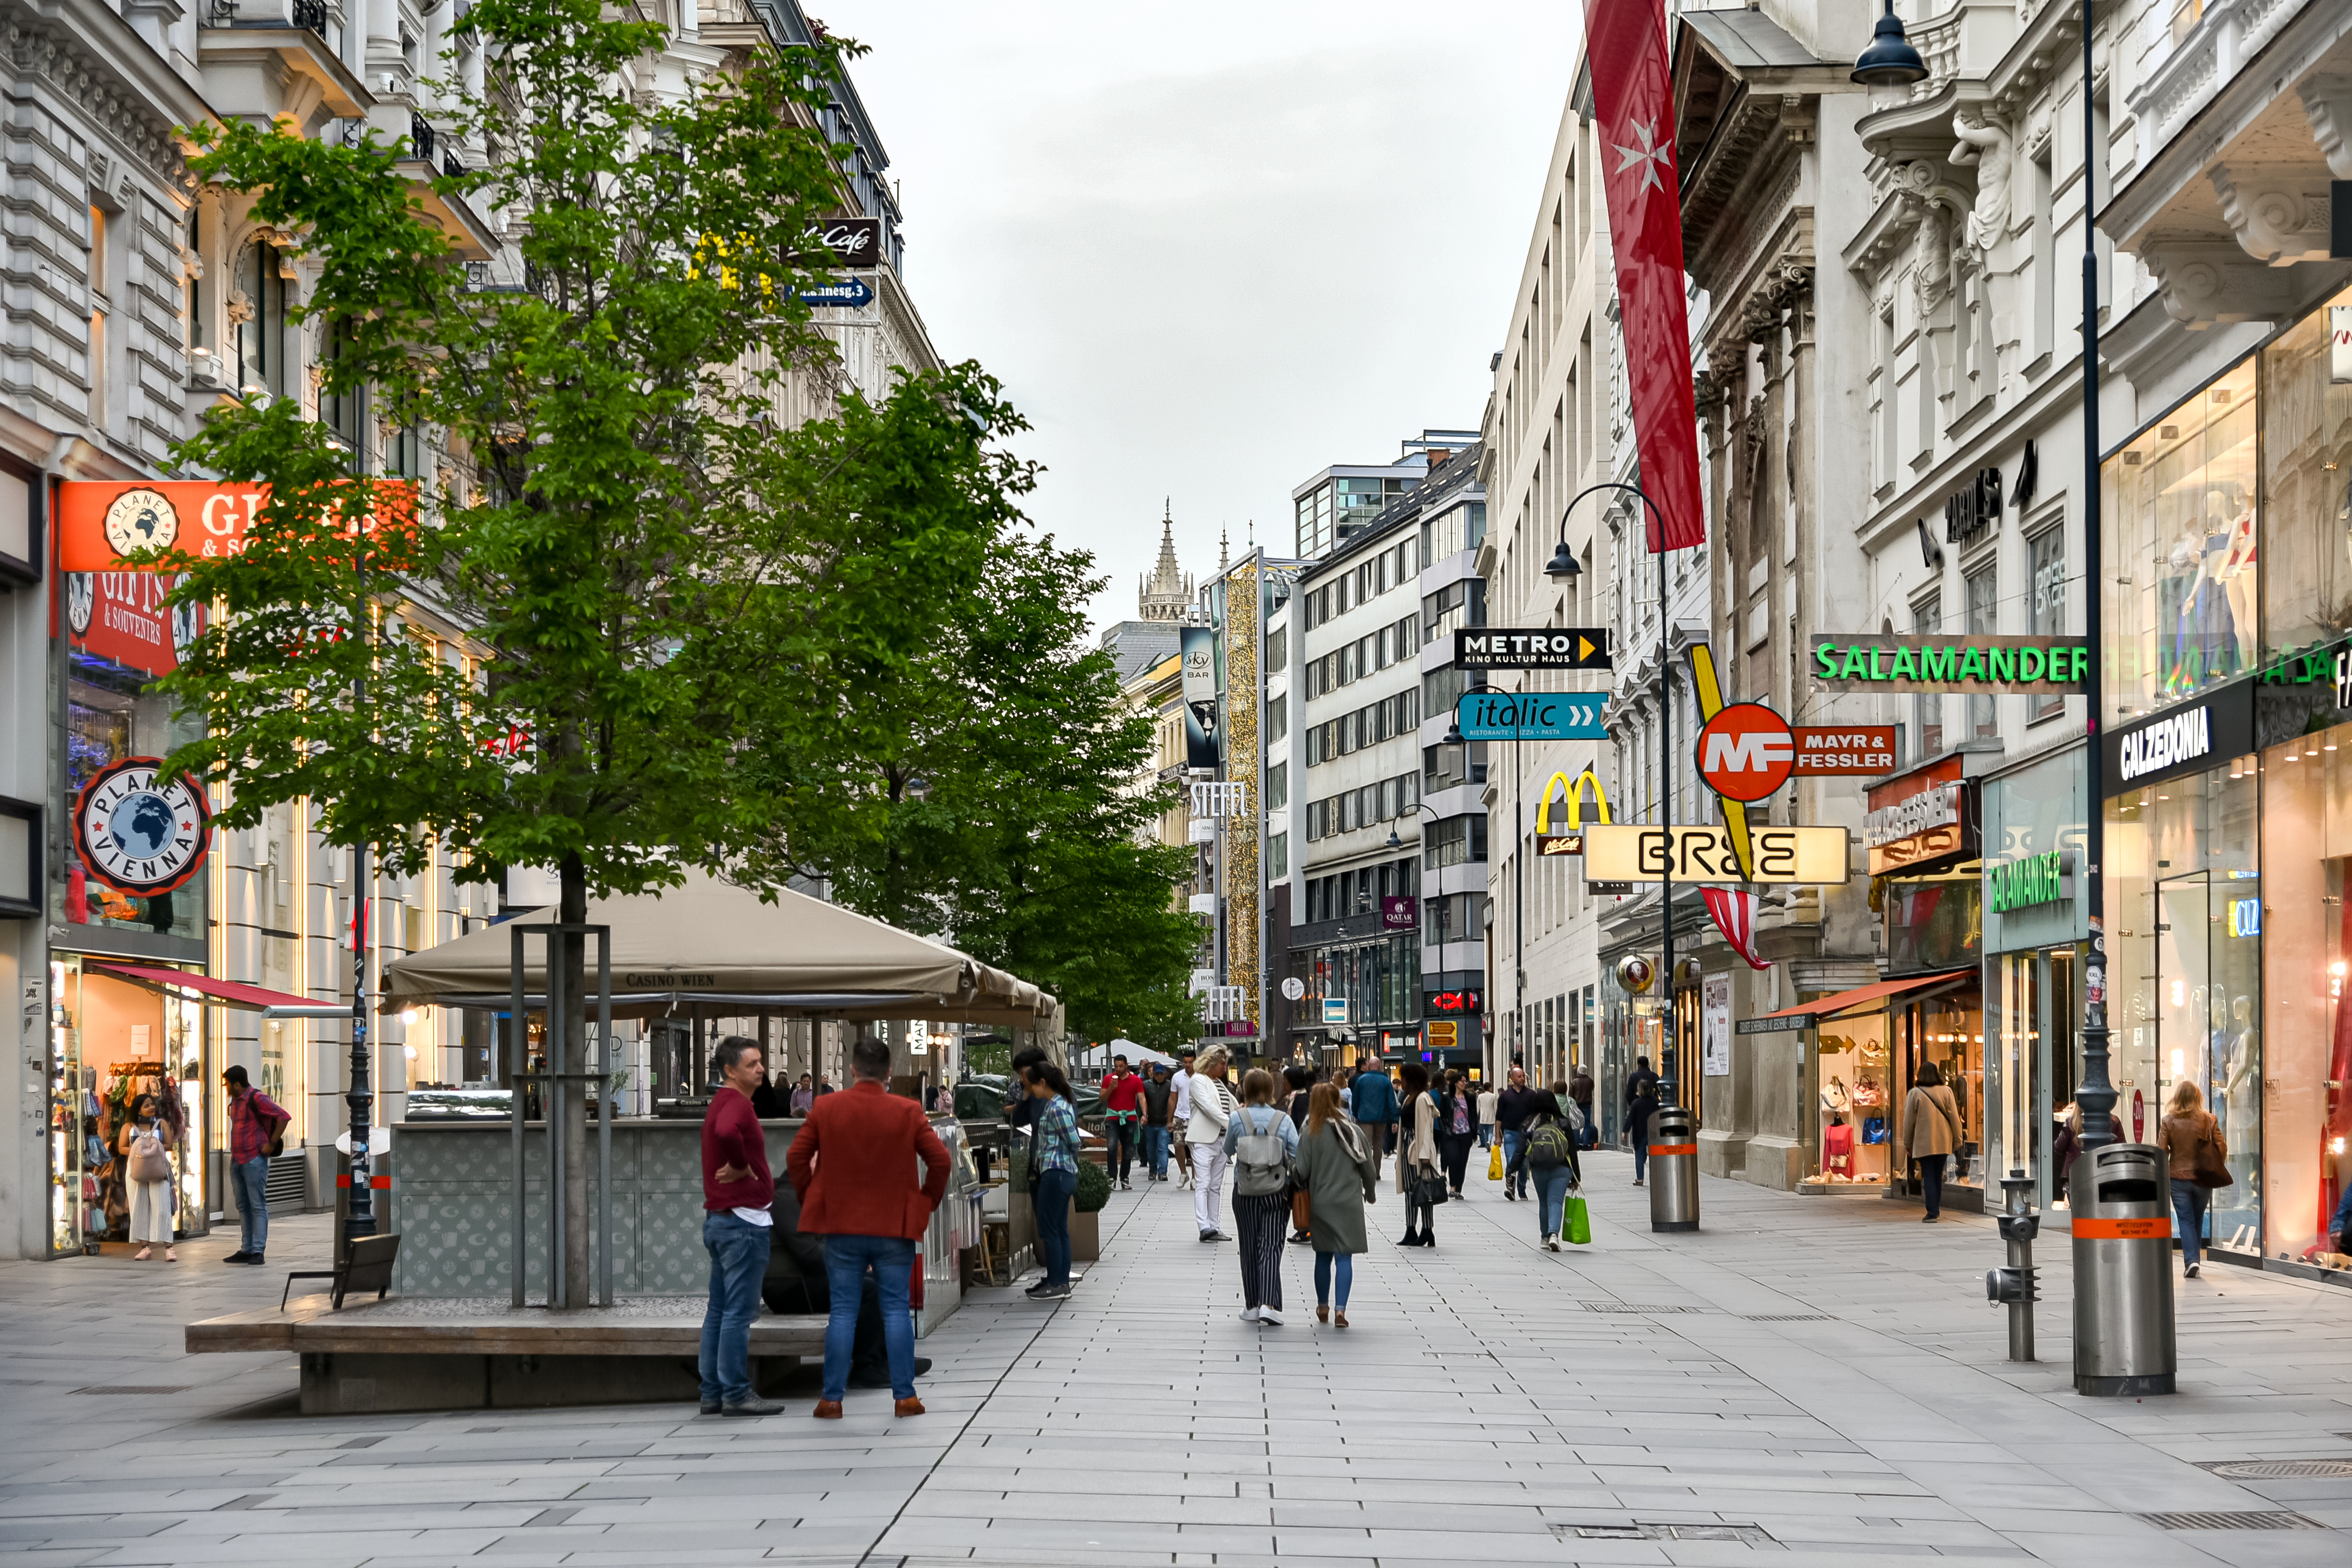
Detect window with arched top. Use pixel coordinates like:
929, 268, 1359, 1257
233, 238, 287, 397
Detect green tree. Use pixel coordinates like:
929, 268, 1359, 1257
154, 0, 854, 1304
735, 373, 1200, 1049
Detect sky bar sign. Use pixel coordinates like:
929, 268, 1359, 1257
1811, 635, 2088, 694
1454, 628, 1611, 670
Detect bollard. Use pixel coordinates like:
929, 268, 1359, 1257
1648, 1105, 1699, 1233
2069, 1142, 2176, 1396
1983, 1167, 2039, 1361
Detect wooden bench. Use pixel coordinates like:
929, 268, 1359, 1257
189, 1296, 828, 1414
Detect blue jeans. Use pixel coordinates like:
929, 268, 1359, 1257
698, 1212, 770, 1407
1034, 1168, 1076, 1287
1534, 1165, 1573, 1237
2171, 1178, 2210, 1268
1313, 1251, 1353, 1309
1477, 1122, 1494, 1149
1142, 1126, 1170, 1178
821, 1234, 918, 1401
231, 1157, 270, 1255
1501, 1129, 1527, 1195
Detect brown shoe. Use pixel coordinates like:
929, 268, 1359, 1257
894, 1396, 925, 1417
1316, 1305, 1330, 1324
812, 1400, 844, 1420
1334, 1310, 1349, 1329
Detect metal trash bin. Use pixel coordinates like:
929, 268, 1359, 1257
1648, 1105, 1699, 1233
2069, 1142, 2175, 1396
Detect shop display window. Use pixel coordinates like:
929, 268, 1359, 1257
2258, 282, 2352, 670
47, 959, 210, 1256
2107, 755, 2260, 1251
2102, 357, 2259, 721
1884, 863, 1982, 974
1900, 991, 1987, 1191
2253, 727, 2352, 1264
1989, 948, 2077, 1208
1808, 1017, 1891, 1187
59, 654, 208, 943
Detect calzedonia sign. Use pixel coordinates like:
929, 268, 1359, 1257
2099, 681, 2254, 798
1811, 635, 2088, 694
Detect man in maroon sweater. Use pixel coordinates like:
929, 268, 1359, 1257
788, 1034, 951, 1419
700, 1035, 780, 1416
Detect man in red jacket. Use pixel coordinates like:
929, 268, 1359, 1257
788, 1034, 951, 1420
700, 1035, 781, 1417
1100, 1054, 1147, 1191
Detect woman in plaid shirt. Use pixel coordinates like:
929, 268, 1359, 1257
1023, 1061, 1083, 1301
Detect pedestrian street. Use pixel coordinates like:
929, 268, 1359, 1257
0, 1154, 2347, 1565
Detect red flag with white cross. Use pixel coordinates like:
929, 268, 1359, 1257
1582, 0, 1706, 552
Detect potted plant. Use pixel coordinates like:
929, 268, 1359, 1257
1070, 1158, 1110, 1261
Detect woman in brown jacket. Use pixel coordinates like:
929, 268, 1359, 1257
2158, 1080, 2226, 1278
1901, 1061, 1964, 1223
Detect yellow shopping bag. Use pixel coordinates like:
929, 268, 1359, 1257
1487, 1142, 1504, 1181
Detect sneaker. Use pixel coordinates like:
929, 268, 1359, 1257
1922, 1214, 1939, 1223
1039, 1282, 1073, 1299
1546, 1237, 1562, 1252
1240, 1305, 1260, 1322
1199, 1230, 1218, 1243
221, 1251, 253, 1264
2185, 1263, 2200, 1278
1025, 1279, 1060, 1297
698, 1400, 721, 1415
721, 1396, 784, 1417
1120, 1179, 1132, 1191
1257, 1307, 1283, 1327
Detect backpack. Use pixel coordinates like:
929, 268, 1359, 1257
1233, 1107, 1291, 1196
1565, 1100, 1589, 1136
1527, 1120, 1574, 1172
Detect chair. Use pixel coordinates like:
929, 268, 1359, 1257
282, 1233, 401, 1310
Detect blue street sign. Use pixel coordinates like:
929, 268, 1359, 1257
796, 278, 874, 309
1454, 691, 1606, 741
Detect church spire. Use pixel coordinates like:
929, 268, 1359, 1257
1138, 502, 1192, 622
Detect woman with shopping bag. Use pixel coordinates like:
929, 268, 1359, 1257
1291, 1083, 1378, 1326
1395, 1062, 1445, 1246
118, 1093, 178, 1262
1522, 1090, 1584, 1251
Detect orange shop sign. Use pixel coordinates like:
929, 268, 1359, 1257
56, 480, 413, 571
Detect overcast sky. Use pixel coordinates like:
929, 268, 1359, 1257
839, 1, 1585, 638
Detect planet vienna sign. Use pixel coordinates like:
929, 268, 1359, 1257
74, 758, 210, 897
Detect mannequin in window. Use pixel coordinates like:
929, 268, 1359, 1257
2215, 484, 2257, 670
1822, 1114, 1854, 1179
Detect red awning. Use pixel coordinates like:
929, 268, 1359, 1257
1734, 970, 1970, 1035
83, 962, 345, 1016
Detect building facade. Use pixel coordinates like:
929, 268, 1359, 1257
8, 0, 933, 1259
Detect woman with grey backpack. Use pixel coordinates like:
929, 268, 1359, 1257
1225, 1069, 1300, 1324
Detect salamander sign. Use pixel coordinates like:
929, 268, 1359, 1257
1809, 635, 2088, 693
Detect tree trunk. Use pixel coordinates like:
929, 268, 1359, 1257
559, 853, 590, 1308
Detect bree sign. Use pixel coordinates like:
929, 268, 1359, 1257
1811, 635, 2088, 693
1583, 824, 1852, 884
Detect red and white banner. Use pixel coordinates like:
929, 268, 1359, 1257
1701, 886, 1771, 971
1582, 0, 1706, 552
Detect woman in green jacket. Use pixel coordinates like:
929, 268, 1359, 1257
1291, 1082, 1378, 1326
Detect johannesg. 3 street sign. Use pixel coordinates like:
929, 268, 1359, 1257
1809, 635, 2088, 694
1455, 628, 1611, 670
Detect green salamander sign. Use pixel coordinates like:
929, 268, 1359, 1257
1987, 850, 2072, 913
1811, 635, 2088, 694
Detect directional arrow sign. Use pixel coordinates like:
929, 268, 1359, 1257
795, 277, 875, 309
1454, 691, 1607, 741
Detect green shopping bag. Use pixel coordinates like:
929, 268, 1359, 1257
1564, 1190, 1592, 1246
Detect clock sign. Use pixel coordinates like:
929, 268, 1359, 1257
75, 759, 211, 897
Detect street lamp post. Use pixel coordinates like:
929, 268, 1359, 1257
1551, 483, 1674, 1102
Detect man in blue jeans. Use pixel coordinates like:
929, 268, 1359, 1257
699, 1036, 781, 1416
220, 1066, 288, 1264
1495, 1067, 1538, 1200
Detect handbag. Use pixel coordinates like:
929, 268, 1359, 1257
1564, 1190, 1592, 1246
1487, 1142, 1504, 1182
1413, 1166, 1449, 1206
1291, 1187, 1313, 1233
127, 1128, 172, 1184
2190, 1118, 2234, 1190
1861, 1116, 1890, 1145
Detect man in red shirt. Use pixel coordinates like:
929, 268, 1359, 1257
1100, 1054, 1147, 1191
221, 1065, 289, 1265
700, 1035, 780, 1417
787, 1034, 951, 1420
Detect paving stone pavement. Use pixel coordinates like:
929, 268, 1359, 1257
0, 1153, 2348, 1565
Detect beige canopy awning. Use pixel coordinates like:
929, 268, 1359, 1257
383, 872, 1054, 1025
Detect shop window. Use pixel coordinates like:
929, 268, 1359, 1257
2102, 357, 2258, 721
2258, 283, 2352, 670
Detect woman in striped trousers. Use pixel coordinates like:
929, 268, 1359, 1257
1224, 1069, 1300, 1325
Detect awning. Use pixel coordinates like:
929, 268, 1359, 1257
1734, 969, 1971, 1036
83, 962, 355, 1020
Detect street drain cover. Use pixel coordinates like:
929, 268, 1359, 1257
1580, 1302, 1699, 1314
2197, 1459, 2352, 1480
72, 1386, 191, 1395
1741, 1313, 1830, 1321
2135, 1510, 2328, 1531
1559, 1523, 1776, 1545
